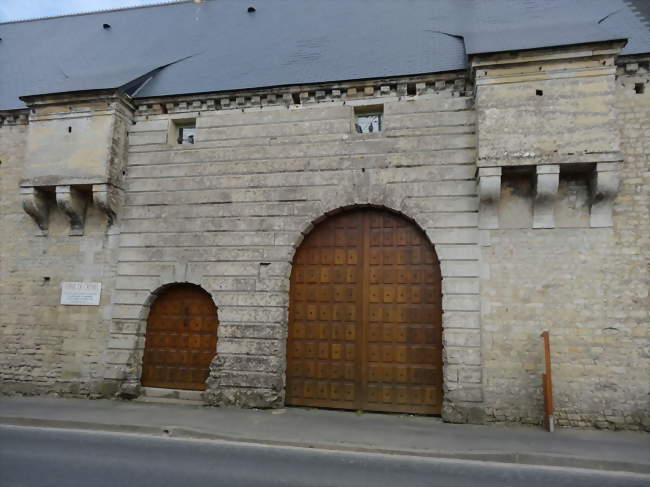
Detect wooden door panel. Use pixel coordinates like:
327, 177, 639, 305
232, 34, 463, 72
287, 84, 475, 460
286, 211, 362, 410
141, 285, 219, 391
286, 209, 442, 414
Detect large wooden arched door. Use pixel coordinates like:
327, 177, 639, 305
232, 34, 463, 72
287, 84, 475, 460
141, 284, 219, 390
286, 209, 443, 414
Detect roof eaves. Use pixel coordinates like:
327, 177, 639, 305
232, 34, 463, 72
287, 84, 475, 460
19, 88, 120, 107
132, 69, 467, 105
17, 53, 199, 103
464, 22, 629, 56
467, 38, 629, 57
0, 0, 192, 25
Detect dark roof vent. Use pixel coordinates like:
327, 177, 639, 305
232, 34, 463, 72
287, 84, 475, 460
102, 23, 111, 29
247, 7, 256, 13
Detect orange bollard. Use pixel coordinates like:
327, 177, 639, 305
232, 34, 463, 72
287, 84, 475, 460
541, 331, 554, 432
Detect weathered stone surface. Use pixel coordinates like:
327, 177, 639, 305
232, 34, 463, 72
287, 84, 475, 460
532, 165, 559, 229
103, 84, 482, 414
205, 386, 283, 409
442, 401, 486, 424
479, 63, 649, 429
20, 94, 132, 193
479, 167, 501, 229
473, 43, 624, 168
1, 120, 119, 398
2, 56, 646, 431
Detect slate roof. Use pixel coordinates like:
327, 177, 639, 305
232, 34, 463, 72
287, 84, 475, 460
0, 0, 648, 110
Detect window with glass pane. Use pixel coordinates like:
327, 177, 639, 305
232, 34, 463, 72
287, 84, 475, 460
177, 125, 196, 144
355, 112, 382, 133
354, 105, 383, 134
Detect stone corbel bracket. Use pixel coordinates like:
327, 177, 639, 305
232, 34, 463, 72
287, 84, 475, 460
590, 162, 620, 228
478, 167, 501, 229
92, 183, 121, 226
56, 185, 88, 236
533, 165, 560, 229
20, 186, 49, 236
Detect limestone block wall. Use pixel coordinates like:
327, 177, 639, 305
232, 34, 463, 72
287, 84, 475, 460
0, 117, 119, 396
107, 81, 484, 421
3, 49, 644, 430
479, 61, 649, 430
473, 42, 623, 168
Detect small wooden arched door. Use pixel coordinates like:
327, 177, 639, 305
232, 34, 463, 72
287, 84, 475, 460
286, 208, 443, 414
141, 284, 219, 390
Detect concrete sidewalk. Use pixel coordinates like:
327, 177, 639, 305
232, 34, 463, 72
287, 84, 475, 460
1, 396, 648, 474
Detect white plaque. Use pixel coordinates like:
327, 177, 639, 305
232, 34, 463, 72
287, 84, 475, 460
61, 282, 102, 306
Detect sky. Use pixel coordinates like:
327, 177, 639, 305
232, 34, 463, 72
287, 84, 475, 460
0, 0, 169, 22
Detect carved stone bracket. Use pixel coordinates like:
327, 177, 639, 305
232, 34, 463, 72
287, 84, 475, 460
56, 185, 88, 236
20, 186, 49, 236
93, 183, 120, 226
478, 167, 501, 229
590, 162, 620, 228
533, 165, 560, 229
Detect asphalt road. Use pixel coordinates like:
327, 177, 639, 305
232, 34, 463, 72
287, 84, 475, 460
1, 425, 648, 487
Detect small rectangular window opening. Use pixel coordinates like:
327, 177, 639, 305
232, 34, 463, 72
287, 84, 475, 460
634, 83, 645, 94
354, 105, 383, 134
175, 120, 196, 144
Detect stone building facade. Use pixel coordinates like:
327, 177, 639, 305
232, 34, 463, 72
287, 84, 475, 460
0, 1, 648, 430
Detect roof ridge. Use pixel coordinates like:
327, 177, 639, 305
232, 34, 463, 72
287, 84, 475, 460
0, 0, 197, 25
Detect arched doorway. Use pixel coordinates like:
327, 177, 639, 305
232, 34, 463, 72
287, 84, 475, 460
286, 208, 443, 414
141, 284, 219, 390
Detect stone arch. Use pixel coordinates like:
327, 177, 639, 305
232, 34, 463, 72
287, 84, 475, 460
140, 281, 219, 317
286, 203, 435, 280
285, 206, 444, 414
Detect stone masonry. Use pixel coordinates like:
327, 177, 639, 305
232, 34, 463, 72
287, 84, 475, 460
476, 46, 649, 430
0, 44, 647, 429
107, 76, 483, 422
0, 116, 120, 396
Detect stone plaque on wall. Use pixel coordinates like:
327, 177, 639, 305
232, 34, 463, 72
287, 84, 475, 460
61, 282, 101, 306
